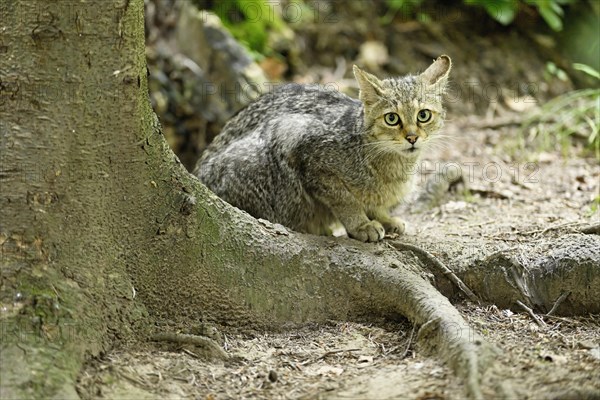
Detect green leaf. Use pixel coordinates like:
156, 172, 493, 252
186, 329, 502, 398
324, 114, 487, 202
537, 3, 563, 31
549, 1, 564, 16
386, 0, 423, 11
573, 63, 600, 80
483, 0, 518, 25
467, 0, 571, 31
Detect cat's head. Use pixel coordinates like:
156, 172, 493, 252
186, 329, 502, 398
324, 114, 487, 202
353, 55, 451, 158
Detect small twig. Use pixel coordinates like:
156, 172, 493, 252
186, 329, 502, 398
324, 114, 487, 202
516, 300, 546, 327
181, 348, 201, 359
389, 241, 481, 304
484, 247, 520, 260
458, 115, 524, 130
301, 348, 361, 366
543, 314, 581, 325
465, 219, 496, 228
520, 221, 580, 236
546, 291, 570, 317
399, 324, 416, 359
317, 348, 361, 361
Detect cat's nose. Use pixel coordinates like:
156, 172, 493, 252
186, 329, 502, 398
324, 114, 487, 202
405, 134, 418, 145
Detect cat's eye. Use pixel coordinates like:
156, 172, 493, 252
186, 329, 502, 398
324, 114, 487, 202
384, 113, 401, 126
417, 109, 432, 123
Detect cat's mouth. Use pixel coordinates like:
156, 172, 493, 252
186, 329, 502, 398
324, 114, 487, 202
404, 147, 419, 153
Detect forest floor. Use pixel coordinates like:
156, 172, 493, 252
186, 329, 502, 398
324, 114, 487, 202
77, 305, 600, 399
77, 2, 599, 399
75, 310, 600, 399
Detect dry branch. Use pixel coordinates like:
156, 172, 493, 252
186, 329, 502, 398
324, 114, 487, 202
516, 300, 547, 328
546, 292, 570, 317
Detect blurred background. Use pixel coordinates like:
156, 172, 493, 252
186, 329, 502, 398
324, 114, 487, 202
144, 0, 599, 171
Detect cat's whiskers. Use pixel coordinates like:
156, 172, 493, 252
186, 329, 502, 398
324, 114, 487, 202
424, 134, 456, 149
363, 140, 401, 158
423, 142, 447, 153
422, 138, 456, 155
429, 134, 456, 142
362, 139, 418, 164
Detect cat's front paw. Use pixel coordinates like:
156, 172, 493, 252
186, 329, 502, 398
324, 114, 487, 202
348, 220, 385, 242
382, 216, 406, 236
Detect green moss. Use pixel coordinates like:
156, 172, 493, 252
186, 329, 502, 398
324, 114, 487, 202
212, 0, 286, 56
1, 270, 97, 398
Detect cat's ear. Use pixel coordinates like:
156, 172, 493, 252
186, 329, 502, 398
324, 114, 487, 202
420, 55, 451, 87
353, 65, 384, 106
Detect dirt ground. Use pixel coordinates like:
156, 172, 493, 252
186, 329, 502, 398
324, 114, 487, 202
76, 2, 599, 399
77, 306, 599, 399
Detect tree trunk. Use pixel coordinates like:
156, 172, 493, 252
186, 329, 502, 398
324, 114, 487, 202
1, 1, 598, 399
1, 0, 150, 397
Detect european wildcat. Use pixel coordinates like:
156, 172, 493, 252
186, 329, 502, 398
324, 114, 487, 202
195, 56, 451, 242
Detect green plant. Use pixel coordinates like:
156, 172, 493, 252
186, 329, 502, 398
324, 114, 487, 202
382, 0, 426, 24
461, 188, 477, 203
521, 87, 599, 159
518, 63, 599, 158
211, 0, 287, 56
464, 0, 518, 25
586, 195, 600, 217
574, 63, 600, 80
464, 0, 574, 31
545, 61, 569, 81
386, 0, 425, 9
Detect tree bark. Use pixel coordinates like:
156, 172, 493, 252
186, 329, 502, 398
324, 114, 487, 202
1, 0, 150, 397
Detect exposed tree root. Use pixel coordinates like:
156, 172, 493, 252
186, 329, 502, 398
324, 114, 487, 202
160, 198, 499, 398
272, 243, 499, 399
388, 240, 481, 304
380, 267, 498, 400
580, 223, 600, 235
413, 233, 600, 315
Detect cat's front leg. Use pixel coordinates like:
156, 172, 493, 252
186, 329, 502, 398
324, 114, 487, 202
346, 219, 385, 242
368, 209, 406, 236
328, 203, 385, 242
311, 180, 385, 242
